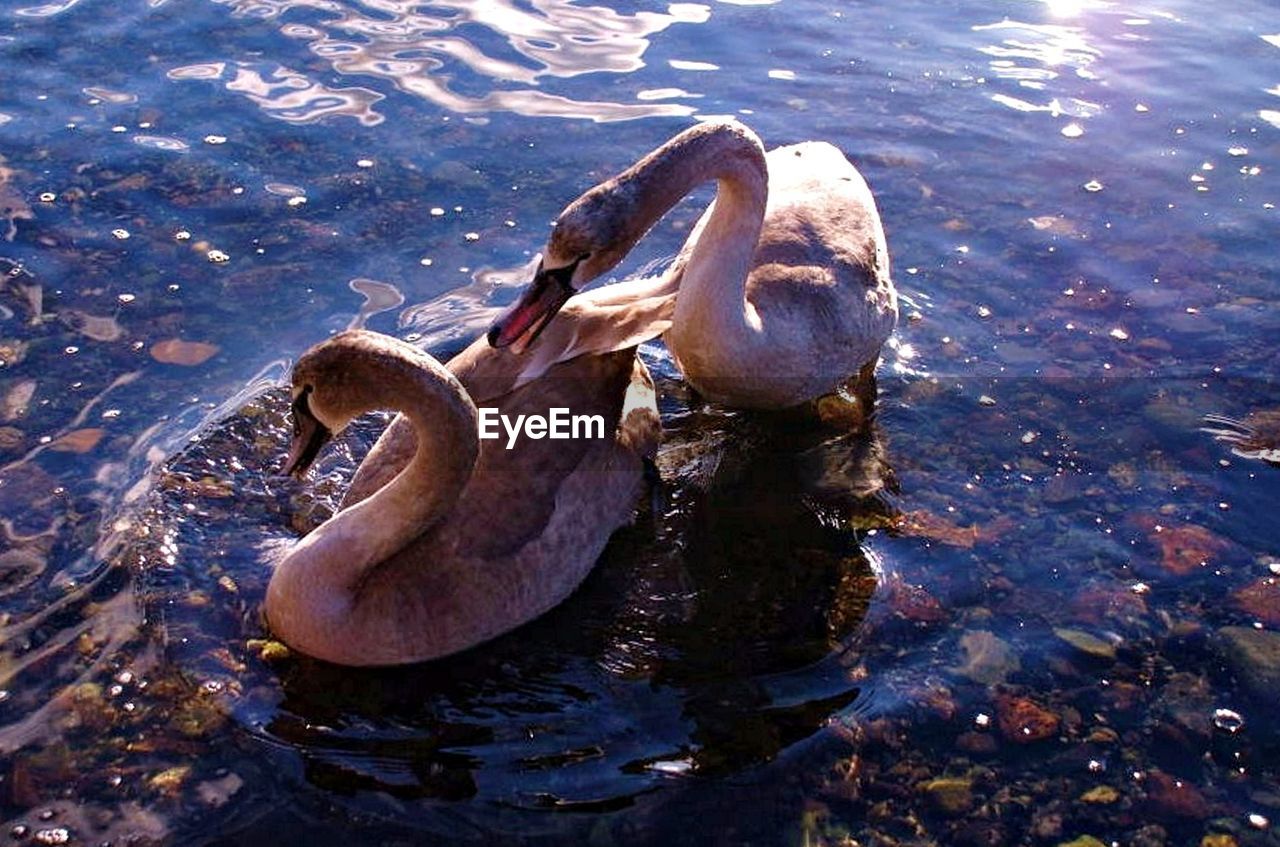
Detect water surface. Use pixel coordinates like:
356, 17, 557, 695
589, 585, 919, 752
1, 0, 1279, 844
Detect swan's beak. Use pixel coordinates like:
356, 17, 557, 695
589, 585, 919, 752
487, 258, 579, 352
283, 388, 331, 478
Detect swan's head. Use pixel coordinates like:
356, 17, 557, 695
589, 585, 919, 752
282, 334, 374, 477
488, 185, 639, 350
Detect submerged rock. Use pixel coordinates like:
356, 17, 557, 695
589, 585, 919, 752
952, 630, 1021, 685
1144, 770, 1212, 820
994, 693, 1059, 743
1054, 628, 1117, 661
1216, 626, 1280, 702
919, 776, 974, 816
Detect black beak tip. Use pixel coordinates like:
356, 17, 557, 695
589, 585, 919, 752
486, 322, 504, 348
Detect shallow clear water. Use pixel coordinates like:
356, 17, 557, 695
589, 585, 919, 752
1, 0, 1279, 844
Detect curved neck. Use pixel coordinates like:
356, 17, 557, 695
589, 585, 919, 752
275, 348, 478, 607
611, 122, 769, 348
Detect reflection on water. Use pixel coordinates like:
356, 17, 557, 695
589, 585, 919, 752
208, 0, 708, 121
975, 16, 1104, 120
170, 61, 388, 126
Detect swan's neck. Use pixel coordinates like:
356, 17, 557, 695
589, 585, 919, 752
619, 123, 769, 358
269, 353, 477, 628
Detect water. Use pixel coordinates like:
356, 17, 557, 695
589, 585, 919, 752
1, 0, 1279, 844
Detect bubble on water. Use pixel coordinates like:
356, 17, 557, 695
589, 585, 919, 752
38, 192, 56, 203
1021, 430, 1039, 444
33, 829, 70, 845
464, 232, 480, 242
430, 207, 445, 216
206, 249, 230, 263
204, 134, 228, 145
1061, 122, 1084, 138
117, 293, 135, 303
1213, 708, 1245, 733
1109, 327, 1129, 341
976, 305, 992, 318
1135, 103, 1149, 112
974, 713, 991, 728
1083, 179, 1104, 192
979, 395, 997, 406
1229, 146, 1249, 156
287, 196, 307, 207
111, 228, 130, 240
1248, 813, 1269, 829
356, 158, 374, 168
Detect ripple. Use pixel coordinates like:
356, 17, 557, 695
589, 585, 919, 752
15, 0, 84, 16
170, 61, 385, 126
132, 135, 190, 152
347, 277, 405, 330
82, 86, 137, 104
973, 19, 1103, 90
203, 0, 709, 121
167, 61, 227, 81
669, 59, 719, 71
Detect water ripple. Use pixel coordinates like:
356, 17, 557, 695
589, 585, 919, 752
973, 18, 1103, 89
169, 60, 386, 126
206, 0, 707, 121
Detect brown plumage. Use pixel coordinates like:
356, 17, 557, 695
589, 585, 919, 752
266, 328, 660, 666
489, 119, 898, 409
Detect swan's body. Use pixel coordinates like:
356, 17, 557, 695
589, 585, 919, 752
489, 120, 898, 409
266, 329, 660, 666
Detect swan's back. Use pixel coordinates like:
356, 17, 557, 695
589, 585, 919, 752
342, 347, 657, 663
669, 139, 896, 407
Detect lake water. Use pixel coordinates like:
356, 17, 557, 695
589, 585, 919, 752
2, 0, 1279, 844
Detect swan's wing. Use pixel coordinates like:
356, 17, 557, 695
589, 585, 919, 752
342, 412, 416, 508
343, 304, 669, 509
449, 292, 673, 403
616, 355, 661, 461
435, 347, 649, 560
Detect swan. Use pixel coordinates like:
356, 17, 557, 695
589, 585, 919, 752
487, 119, 898, 410
265, 328, 661, 666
